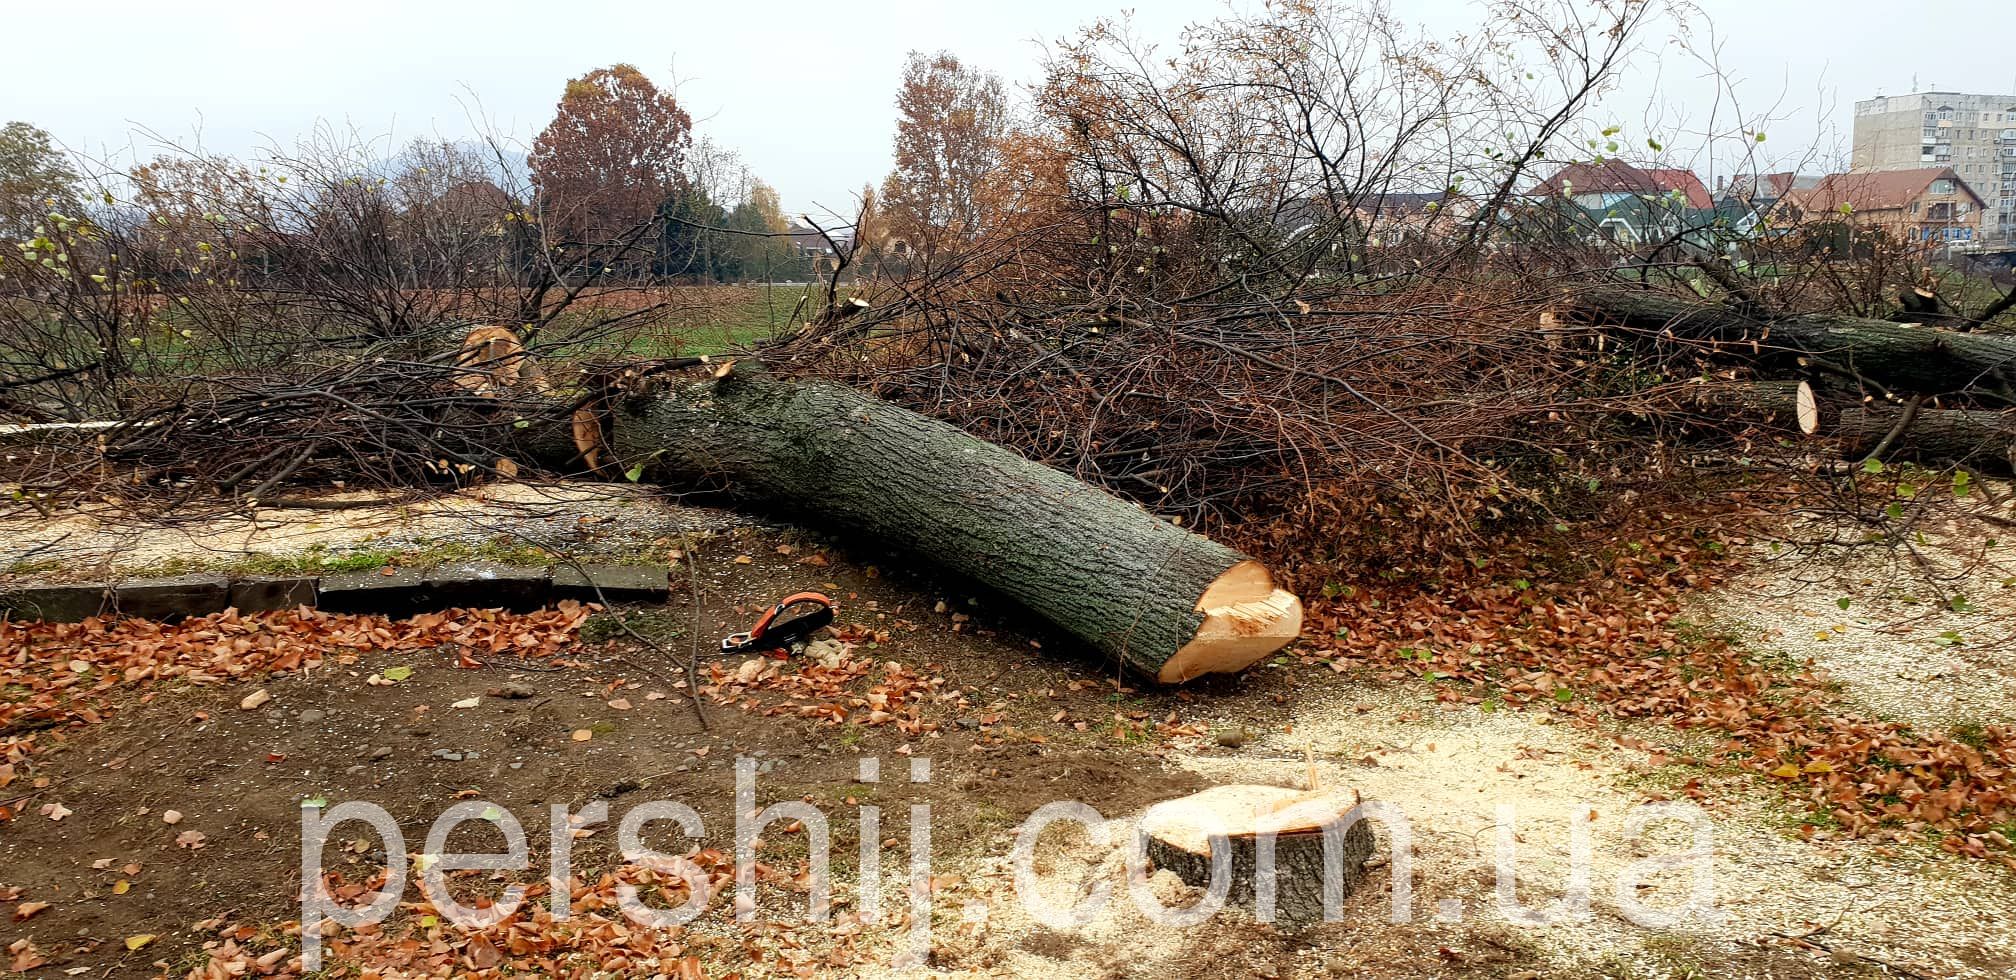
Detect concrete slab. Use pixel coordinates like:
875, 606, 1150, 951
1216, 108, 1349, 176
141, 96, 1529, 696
318, 567, 428, 615
550, 563, 672, 604
112, 573, 229, 620
229, 575, 319, 613
0, 582, 112, 622
420, 563, 551, 612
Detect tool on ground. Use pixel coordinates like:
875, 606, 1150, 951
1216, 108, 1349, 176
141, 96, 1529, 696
719, 591, 836, 655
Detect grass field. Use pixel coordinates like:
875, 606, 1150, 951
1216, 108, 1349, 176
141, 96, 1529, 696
608, 282, 819, 355
0, 282, 828, 380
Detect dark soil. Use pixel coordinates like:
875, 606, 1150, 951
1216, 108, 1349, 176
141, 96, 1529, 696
0, 525, 1259, 976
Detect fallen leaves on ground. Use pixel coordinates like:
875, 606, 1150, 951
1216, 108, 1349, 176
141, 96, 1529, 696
700, 628, 956, 737
1307, 517, 2016, 864
9, 937, 46, 971
0, 604, 593, 820
177, 851, 871, 978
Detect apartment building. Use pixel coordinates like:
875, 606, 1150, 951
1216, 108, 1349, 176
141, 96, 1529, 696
1853, 91, 2016, 242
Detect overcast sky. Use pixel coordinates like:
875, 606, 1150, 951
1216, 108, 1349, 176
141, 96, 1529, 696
9, 0, 2012, 218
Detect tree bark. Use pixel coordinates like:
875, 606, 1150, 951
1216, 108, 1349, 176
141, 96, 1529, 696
538, 365, 1300, 681
1837, 406, 2016, 472
1678, 380, 1820, 436
1138, 785, 1376, 927
1562, 288, 2016, 396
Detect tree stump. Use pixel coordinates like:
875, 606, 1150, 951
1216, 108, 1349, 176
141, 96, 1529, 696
1138, 785, 1375, 927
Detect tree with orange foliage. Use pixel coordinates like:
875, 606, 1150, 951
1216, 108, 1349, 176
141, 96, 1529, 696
879, 52, 1007, 252
529, 64, 692, 244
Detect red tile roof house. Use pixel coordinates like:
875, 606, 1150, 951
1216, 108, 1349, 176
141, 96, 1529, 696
1528, 161, 1713, 208
1778, 168, 1986, 247
1524, 161, 1715, 243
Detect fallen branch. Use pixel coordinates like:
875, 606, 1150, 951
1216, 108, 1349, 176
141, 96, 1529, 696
1562, 288, 2016, 395
1837, 405, 2016, 472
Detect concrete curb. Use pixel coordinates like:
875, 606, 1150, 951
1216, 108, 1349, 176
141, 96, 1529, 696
0, 563, 672, 623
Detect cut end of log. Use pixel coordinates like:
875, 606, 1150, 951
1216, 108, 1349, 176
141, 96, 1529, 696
457, 325, 552, 397
571, 407, 610, 476
1158, 560, 1303, 683
1795, 380, 1819, 436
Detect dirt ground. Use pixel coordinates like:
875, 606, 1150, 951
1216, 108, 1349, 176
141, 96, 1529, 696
1704, 517, 2016, 733
1, 487, 2013, 978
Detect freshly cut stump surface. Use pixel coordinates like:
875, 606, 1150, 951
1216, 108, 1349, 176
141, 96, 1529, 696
1138, 784, 1376, 927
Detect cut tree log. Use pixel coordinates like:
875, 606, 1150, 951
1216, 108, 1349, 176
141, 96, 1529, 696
1681, 380, 1820, 436
533, 363, 1302, 682
1561, 288, 2016, 396
1138, 784, 1376, 926
1837, 406, 2016, 472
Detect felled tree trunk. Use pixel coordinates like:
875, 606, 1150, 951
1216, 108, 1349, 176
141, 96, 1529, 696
1138, 785, 1375, 927
1562, 288, 2016, 395
540, 364, 1301, 682
1837, 406, 2016, 472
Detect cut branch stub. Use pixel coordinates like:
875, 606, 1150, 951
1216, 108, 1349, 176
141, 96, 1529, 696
457, 325, 607, 475
1682, 380, 1820, 436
